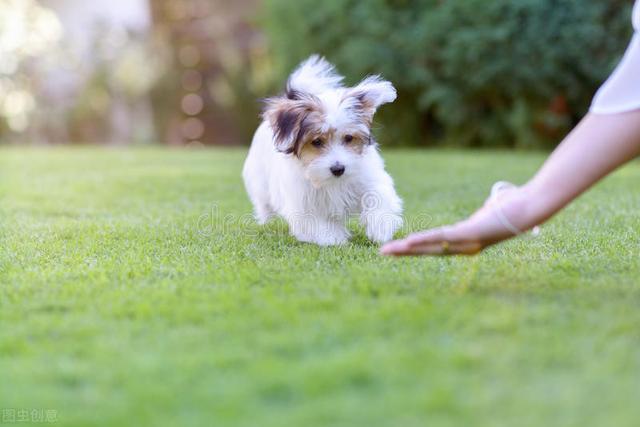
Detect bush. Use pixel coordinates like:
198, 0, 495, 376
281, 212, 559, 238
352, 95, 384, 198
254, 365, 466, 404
262, 0, 633, 148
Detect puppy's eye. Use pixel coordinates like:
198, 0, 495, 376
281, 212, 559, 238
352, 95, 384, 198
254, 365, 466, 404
311, 138, 324, 148
344, 134, 354, 143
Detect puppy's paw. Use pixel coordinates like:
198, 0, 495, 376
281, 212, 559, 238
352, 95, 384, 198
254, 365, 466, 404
293, 225, 350, 246
253, 206, 274, 225
365, 213, 403, 244
255, 214, 271, 226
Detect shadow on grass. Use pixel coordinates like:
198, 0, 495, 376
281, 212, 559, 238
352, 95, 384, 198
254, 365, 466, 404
253, 219, 380, 249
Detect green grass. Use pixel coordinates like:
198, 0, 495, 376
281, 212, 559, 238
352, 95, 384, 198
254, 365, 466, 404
1, 147, 640, 427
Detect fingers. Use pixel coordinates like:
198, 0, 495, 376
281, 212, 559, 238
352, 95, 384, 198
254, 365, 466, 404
380, 226, 483, 256
380, 240, 445, 256
380, 228, 444, 254
380, 229, 448, 256
379, 240, 412, 255
404, 228, 446, 246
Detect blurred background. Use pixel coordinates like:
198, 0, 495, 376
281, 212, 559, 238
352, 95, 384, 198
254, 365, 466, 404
0, 0, 633, 149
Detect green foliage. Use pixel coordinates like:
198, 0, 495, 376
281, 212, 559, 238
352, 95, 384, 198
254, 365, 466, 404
263, 0, 633, 148
2, 147, 640, 425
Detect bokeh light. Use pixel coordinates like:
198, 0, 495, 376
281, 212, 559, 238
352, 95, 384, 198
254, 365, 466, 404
181, 93, 204, 116
180, 117, 205, 140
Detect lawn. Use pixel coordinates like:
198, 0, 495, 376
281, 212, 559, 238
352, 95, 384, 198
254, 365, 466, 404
1, 147, 640, 427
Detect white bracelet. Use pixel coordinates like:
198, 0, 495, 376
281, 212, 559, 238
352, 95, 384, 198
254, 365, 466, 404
490, 182, 541, 238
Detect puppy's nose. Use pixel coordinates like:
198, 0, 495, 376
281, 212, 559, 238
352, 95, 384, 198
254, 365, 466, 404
330, 163, 345, 177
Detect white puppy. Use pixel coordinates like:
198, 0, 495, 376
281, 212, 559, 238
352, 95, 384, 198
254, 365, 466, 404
242, 55, 403, 246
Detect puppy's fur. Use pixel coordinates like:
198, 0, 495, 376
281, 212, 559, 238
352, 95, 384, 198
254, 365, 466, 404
242, 55, 402, 246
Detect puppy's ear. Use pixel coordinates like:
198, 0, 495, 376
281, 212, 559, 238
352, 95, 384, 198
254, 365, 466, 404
346, 76, 397, 121
262, 95, 320, 155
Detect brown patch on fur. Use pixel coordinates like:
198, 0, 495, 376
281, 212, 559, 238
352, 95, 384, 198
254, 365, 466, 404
343, 131, 370, 154
297, 129, 332, 165
262, 94, 324, 155
297, 130, 370, 165
341, 91, 377, 126
298, 144, 323, 165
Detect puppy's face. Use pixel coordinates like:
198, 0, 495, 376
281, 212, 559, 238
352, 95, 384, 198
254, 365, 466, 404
263, 77, 396, 187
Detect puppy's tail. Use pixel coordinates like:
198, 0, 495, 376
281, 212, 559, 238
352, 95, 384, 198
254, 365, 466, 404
286, 55, 344, 98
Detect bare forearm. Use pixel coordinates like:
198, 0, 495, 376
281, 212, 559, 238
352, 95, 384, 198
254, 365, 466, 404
523, 111, 640, 226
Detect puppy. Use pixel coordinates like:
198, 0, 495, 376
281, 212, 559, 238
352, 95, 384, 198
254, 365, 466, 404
242, 55, 402, 246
